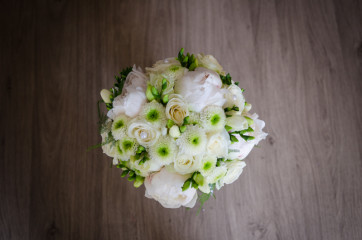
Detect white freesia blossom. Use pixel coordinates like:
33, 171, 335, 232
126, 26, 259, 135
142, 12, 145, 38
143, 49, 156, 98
144, 168, 198, 208
224, 83, 245, 112
169, 125, 181, 138
101, 132, 116, 158
174, 154, 202, 174
196, 54, 225, 75
128, 119, 161, 147
174, 67, 227, 112
130, 156, 163, 177
100, 89, 112, 103
223, 161, 246, 184
107, 65, 147, 119
228, 114, 267, 160
206, 130, 230, 158
226, 115, 248, 132
165, 94, 189, 125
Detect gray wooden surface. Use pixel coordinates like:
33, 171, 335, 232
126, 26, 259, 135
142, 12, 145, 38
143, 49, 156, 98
1, 0, 362, 239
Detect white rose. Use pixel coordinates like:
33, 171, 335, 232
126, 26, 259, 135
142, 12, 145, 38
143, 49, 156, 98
174, 67, 227, 112
128, 119, 161, 147
174, 154, 202, 174
144, 167, 198, 208
165, 94, 189, 125
196, 54, 225, 75
224, 83, 245, 112
206, 130, 230, 158
228, 114, 267, 160
107, 65, 147, 119
223, 161, 246, 184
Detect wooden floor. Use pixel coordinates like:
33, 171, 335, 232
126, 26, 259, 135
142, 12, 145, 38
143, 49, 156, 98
1, 0, 362, 239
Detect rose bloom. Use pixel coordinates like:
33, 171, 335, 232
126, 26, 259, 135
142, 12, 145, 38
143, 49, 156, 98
174, 67, 227, 112
223, 160, 246, 184
107, 65, 147, 119
127, 119, 161, 147
228, 114, 267, 160
174, 154, 202, 174
165, 94, 189, 125
144, 167, 198, 208
206, 129, 230, 158
196, 54, 225, 75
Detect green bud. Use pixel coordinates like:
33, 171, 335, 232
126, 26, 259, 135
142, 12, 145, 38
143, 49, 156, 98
146, 85, 155, 101
182, 179, 191, 191
230, 134, 239, 143
183, 116, 190, 125
133, 175, 145, 188
151, 86, 159, 97
128, 171, 135, 177
192, 173, 204, 186
121, 170, 129, 177
128, 175, 136, 181
225, 125, 232, 132
162, 94, 169, 104
167, 119, 175, 128
137, 145, 145, 153
179, 125, 187, 133
162, 78, 168, 91
191, 181, 199, 189
244, 116, 254, 126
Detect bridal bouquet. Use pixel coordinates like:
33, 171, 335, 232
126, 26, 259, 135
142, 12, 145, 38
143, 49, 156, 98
96, 49, 267, 209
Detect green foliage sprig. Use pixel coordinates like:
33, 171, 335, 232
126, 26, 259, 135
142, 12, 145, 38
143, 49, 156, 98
197, 183, 216, 215
135, 146, 150, 165
146, 78, 169, 105
220, 73, 232, 85
182, 172, 204, 191
177, 48, 198, 71
105, 67, 133, 110
117, 161, 145, 187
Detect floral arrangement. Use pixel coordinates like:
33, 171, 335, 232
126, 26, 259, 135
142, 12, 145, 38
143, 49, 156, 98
96, 49, 267, 209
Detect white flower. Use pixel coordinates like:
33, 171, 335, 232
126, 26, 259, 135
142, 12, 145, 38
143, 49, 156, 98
107, 65, 147, 119
224, 83, 245, 112
228, 114, 267, 160
174, 154, 202, 174
165, 94, 189, 125
176, 126, 207, 155
199, 155, 217, 177
169, 125, 181, 138
129, 156, 163, 177
101, 132, 116, 158
149, 136, 177, 165
140, 101, 167, 128
200, 105, 226, 132
128, 119, 161, 147
174, 67, 227, 112
206, 166, 227, 184
196, 54, 225, 75
144, 168, 198, 208
225, 115, 248, 132
223, 161, 246, 184
111, 114, 129, 140
206, 130, 230, 158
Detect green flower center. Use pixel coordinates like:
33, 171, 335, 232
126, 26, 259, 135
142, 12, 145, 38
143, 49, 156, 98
157, 146, 169, 157
122, 140, 133, 150
191, 136, 200, 146
203, 162, 212, 170
114, 120, 124, 129
210, 114, 220, 126
146, 109, 159, 122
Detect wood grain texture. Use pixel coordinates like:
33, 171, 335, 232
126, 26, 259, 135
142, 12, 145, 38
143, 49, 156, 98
1, 0, 361, 239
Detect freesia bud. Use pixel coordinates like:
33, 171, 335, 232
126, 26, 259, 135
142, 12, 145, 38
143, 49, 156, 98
169, 125, 181, 138
100, 89, 112, 103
